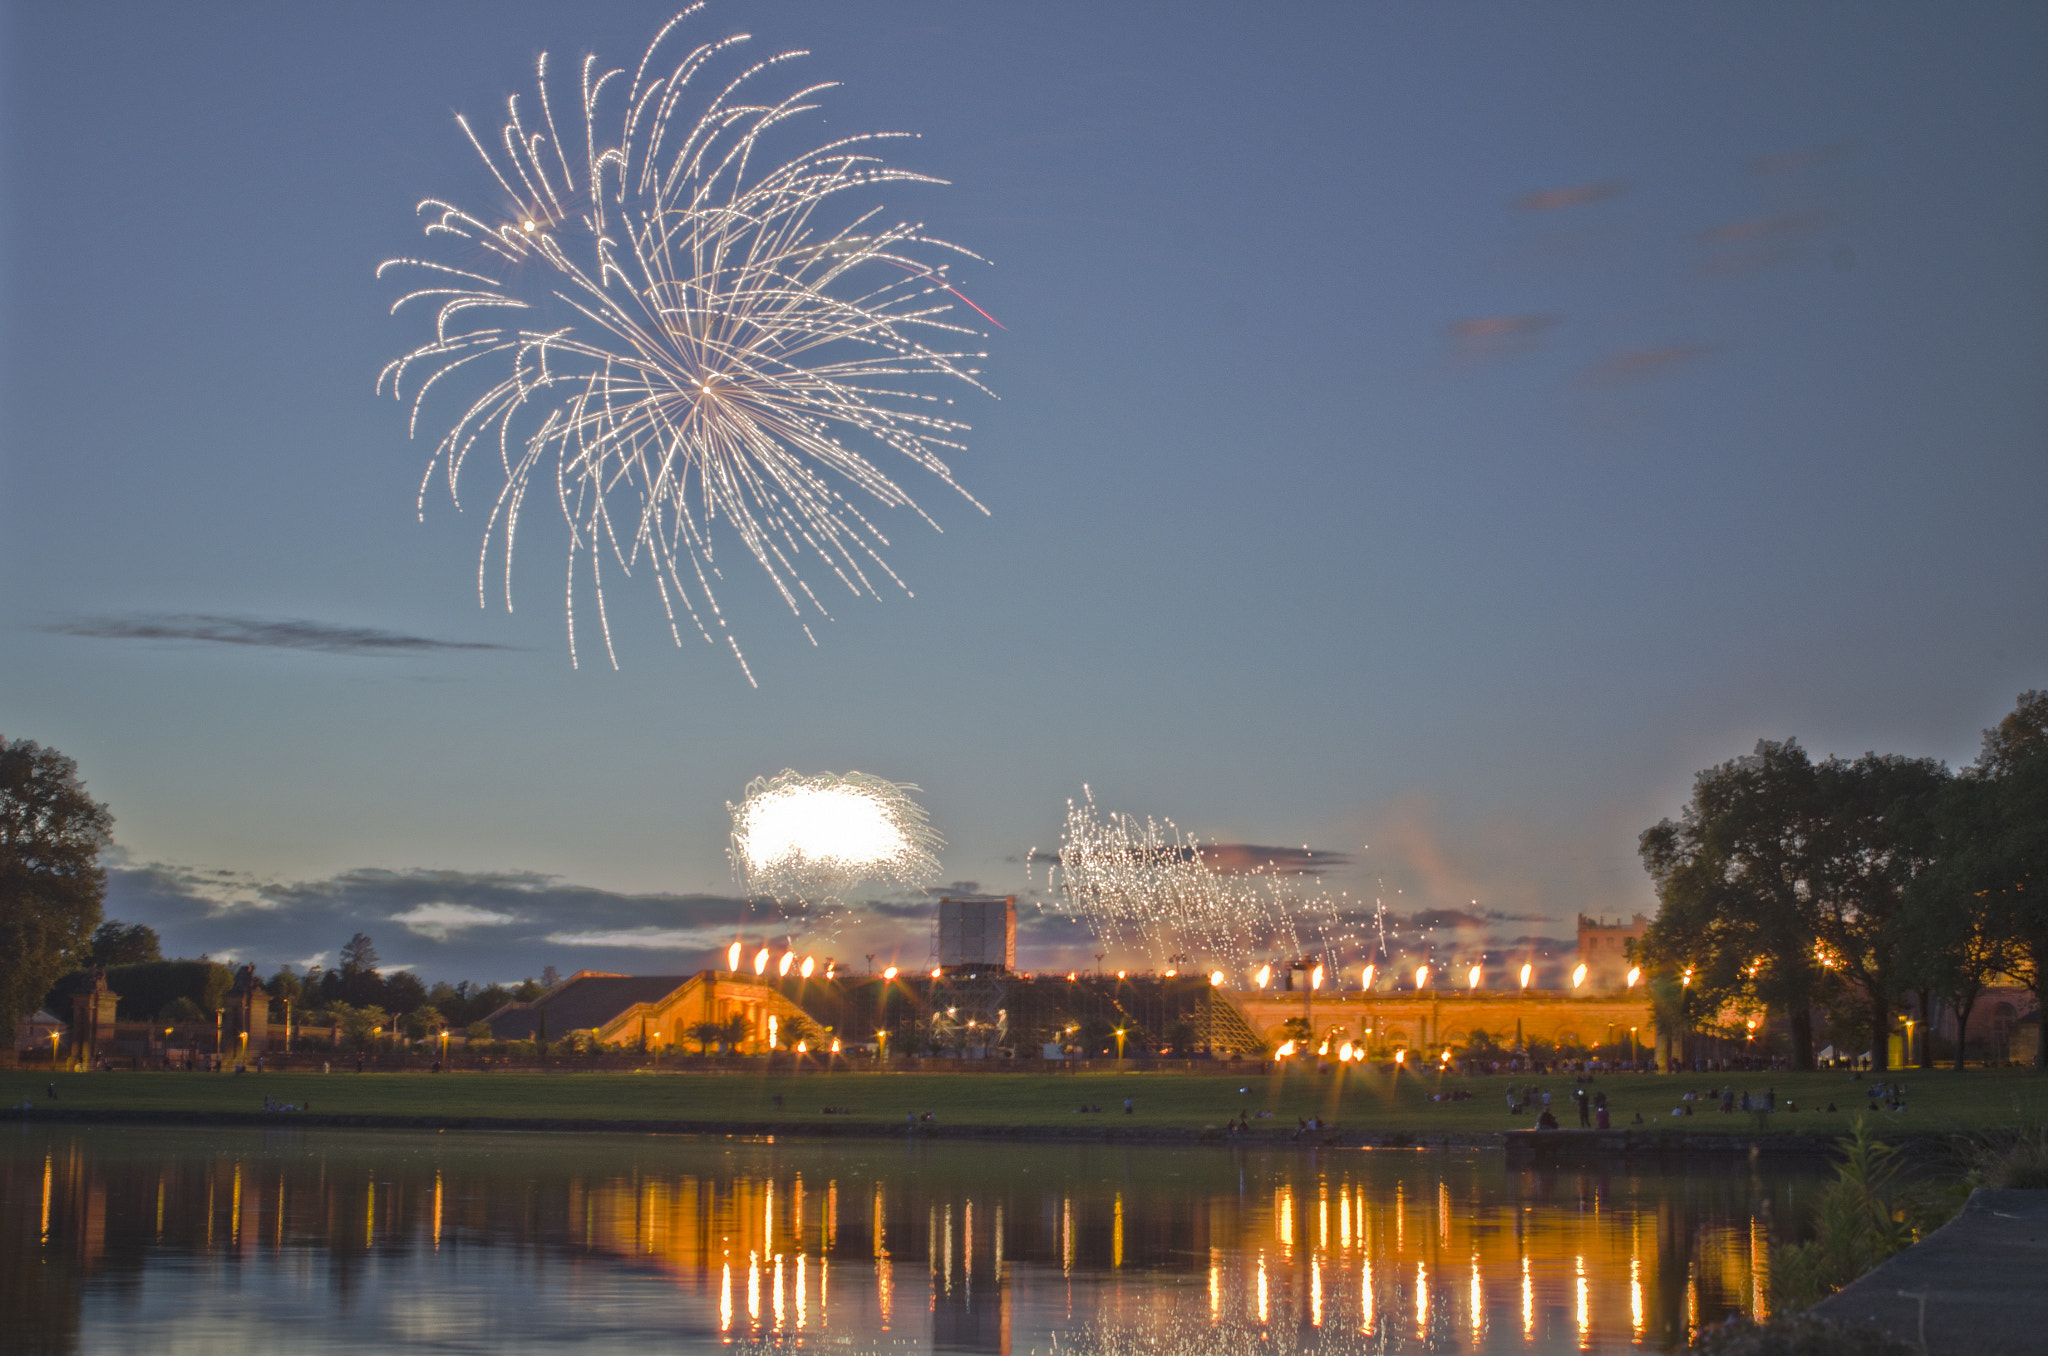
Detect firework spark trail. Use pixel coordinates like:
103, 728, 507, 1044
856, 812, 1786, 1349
379, 8, 996, 681
1039, 788, 1356, 976
729, 771, 941, 926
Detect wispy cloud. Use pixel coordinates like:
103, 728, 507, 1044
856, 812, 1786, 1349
391, 902, 518, 941
1515, 180, 1627, 211
42, 613, 513, 656
1579, 344, 1712, 388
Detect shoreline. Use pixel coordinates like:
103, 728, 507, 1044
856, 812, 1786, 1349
1, 1106, 1847, 1155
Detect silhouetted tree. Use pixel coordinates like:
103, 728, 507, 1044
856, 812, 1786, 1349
338, 933, 381, 1005
1933, 692, 2048, 1065
0, 737, 113, 1022
88, 920, 160, 966
1640, 740, 1826, 1069
1805, 753, 1948, 1068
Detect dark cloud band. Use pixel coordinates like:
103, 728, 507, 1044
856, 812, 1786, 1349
42, 613, 512, 656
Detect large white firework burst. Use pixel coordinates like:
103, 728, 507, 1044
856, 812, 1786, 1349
378, 6, 995, 682
729, 769, 942, 913
1040, 788, 1351, 975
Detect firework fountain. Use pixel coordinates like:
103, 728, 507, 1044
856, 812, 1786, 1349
379, 7, 996, 682
1038, 788, 1360, 978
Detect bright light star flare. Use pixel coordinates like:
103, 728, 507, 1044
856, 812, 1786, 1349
378, 7, 996, 681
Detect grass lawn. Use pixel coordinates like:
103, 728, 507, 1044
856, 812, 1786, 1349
4, 1065, 2044, 1138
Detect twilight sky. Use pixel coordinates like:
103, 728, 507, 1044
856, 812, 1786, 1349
3, 3, 2043, 985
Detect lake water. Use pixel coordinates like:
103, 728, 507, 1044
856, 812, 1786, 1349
3, 1125, 1819, 1354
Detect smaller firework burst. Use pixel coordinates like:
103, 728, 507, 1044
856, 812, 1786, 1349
729, 770, 941, 914
1039, 787, 1350, 976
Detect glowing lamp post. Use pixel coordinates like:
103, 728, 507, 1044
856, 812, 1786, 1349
1626, 967, 1641, 989
728, 941, 743, 971
1209, 971, 1225, 987
754, 947, 771, 976
1571, 963, 1588, 990
883, 965, 898, 982
1310, 964, 1324, 990
1519, 963, 1532, 990
1467, 964, 1482, 991
801, 956, 816, 979
1361, 963, 1375, 991
1413, 965, 1430, 990
778, 952, 795, 978
1255, 964, 1271, 990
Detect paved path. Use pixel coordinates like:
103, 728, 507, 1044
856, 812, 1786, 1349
1811, 1188, 2048, 1355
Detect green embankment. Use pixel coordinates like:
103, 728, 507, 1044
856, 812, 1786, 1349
6, 1067, 2045, 1138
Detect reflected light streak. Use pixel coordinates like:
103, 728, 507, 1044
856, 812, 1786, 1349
1362, 1256, 1374, 1335
1471, 1255, 1483, 1342
1631, 1255, 1643, 1338
1210, 1249, 1222, 1321
1256, 1253, 1269, 1324
797, 1253, 807, 1330
432, 1170, 442, 1250
1576, 1254, 1589, 1348
1752, 1215, 1771, 1321
773, 1253, 786, 1331
1113, 1192, 1124, 1269
720, 1259, 733, 1332
1312, 1254, 1323, 1326
1522, 1256, 1534, 1340
1417, 1260, 1429, 1339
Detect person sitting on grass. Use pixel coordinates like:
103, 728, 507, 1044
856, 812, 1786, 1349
1536, 1108, 1559, 1130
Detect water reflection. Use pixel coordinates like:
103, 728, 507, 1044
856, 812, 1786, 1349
3, 1127, 1815, 1353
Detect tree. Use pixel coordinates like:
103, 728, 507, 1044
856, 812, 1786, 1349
1905, 785, 2012, 1070
686, 1020, 726, 1054
1639, 740, 1827, 1069
402, 1004, 444, 1041
338, 933, 381, 1005
1804, 753, 1948, 1069
89, 920, 160, 966
0, 737, 114, 1023
266, 964, 304, 1018
1945, 692, 2048, 1066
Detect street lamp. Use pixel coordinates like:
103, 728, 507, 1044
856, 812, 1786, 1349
1519, 963, 1532, 990
1255, 965, 1271, 990
1903, 1017, 1916, 1067
1413, 965, 1429, 990
1571, 964, 1588, 990
1361, 963, 1375, 991
729, 940, 743, 971
1467, 964, 1482, 990
1626, 967, 1641, 989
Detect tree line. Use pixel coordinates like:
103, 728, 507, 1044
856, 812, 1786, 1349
1638, 691, 2046, 1071
39, 923, 551, 1047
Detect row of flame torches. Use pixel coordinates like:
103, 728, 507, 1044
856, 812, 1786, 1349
717, 943, 1645, 997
